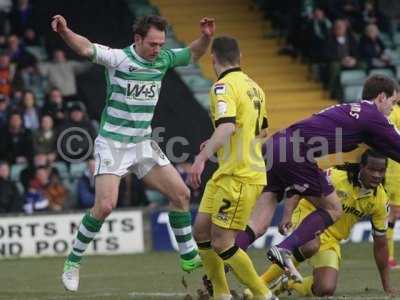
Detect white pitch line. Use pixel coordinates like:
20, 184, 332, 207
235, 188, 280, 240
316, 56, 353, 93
129, 292, 187, 298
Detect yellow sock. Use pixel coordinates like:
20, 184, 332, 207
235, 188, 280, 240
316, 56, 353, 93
260, 263, 284, 285
289, 276, 314, 296
221, 246, 269, 296
198, 242, 230, 296
261, 257, 301, 285
388, 223, 395, 260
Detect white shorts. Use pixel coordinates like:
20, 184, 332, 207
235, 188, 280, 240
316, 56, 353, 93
94, 135, 170, 178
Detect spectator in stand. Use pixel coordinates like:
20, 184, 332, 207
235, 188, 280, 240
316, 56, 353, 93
323, 0, 362, 31
23, 28, 40, 46
33, 114, 57, 162
377, 0, 400, 45
325, 19, 360, 98
359, 23, 394, 70
361, 1, 380, 28
13, 63, 47, 104
0, 0, 12, 35
39, 49, 91, 100
77, 157, 95, 209
23, 165, 49, 214
20, 90, 39, 130
0, 34, 7, 50
58, 102, 96, 162
46, 168, 68, 211
0, 52, 15, 98
0, 160, 23, 213
7, 34, 35, 68
41, 88, 66, 125
309, 7, 332, 63
9, 0, 34, 36
0, 94, 10, 127
19, 152, 47, 192
0, 112, 33, 164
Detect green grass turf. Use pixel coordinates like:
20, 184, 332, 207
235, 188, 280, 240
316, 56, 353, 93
0, 243, 399, 300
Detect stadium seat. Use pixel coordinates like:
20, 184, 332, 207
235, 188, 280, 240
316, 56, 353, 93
70, 162, 87, 179
368, 68, 395, 78
10, 163, 28, 182
53, 161, 69, 179
340, 69, 367, 86
343, 85, 363, 103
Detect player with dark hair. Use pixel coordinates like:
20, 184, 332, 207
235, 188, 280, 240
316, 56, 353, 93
250, 149, 394, 297
234, 74, 400, 282
190, 36, 273, 300
51, 14, 215, 291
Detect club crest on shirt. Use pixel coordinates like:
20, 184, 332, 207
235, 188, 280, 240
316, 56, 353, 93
214, 83, 226, 95
336, 190, 347, 198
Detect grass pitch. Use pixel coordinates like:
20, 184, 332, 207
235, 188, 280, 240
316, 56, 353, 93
1, 243, 399, 300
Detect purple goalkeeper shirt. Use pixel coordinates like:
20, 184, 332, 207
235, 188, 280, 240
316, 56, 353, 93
288, 100, 400, 162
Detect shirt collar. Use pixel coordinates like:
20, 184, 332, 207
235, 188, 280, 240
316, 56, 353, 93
131, 44, 152, 64
218, 67, 241, 80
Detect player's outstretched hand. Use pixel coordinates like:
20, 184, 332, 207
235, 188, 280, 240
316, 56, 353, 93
51, 15, 68, 34
199, 17, 215, 38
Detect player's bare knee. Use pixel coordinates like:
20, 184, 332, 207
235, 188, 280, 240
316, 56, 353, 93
170, 186, 190, 211
193, 222, 207, 242
93, 198, 116, 219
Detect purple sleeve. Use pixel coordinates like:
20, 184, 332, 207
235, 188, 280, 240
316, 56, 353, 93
364, 114, 400, 162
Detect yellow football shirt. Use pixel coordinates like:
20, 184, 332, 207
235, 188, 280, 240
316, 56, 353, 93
385, 104, 400, 204
295, 168, 389, 243
209, 68, 267, 185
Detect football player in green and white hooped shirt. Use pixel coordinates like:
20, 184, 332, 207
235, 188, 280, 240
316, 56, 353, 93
51, 14, 215, 292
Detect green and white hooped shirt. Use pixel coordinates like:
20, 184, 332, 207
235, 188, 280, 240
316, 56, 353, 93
92, 43, 191, 144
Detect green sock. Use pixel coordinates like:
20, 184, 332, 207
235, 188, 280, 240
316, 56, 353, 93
67, 212, 103, 264
168, 211, 198, 260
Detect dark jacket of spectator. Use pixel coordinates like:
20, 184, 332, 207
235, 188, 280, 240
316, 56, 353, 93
359, 36, 386, 64
325, 32, 359, 62
0, 178, 23, 213
0, 116, 33, 164
9, 0, 35, 36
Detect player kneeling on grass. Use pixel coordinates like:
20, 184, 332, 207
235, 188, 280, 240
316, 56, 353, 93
245, 149, 395, 298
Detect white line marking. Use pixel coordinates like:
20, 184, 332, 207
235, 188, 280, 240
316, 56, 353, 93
129, 292, 187, 298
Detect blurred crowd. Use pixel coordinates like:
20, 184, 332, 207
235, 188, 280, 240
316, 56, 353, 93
0, 0, 198, 215
258, 0, 400, 98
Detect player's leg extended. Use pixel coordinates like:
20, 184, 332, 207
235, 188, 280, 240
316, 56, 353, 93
235, 192, 278, 250
274, 191, 341, 253
262, 207, 320, 286
62, 174, 120, 291
388, 204, 400, 268
194, 211, 230, 298
212, 225, 272, 299
211, 182, 274, 299
142, 164, 200, 272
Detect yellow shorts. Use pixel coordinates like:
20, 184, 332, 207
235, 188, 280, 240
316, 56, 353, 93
385, 159, 400, 206
199, 176, 263, 230
309, 249, 340, 270
292, 199, 341, 270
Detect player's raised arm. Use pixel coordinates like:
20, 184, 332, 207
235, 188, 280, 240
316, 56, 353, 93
189, 17, 215, 63
51, 15, 94, 59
